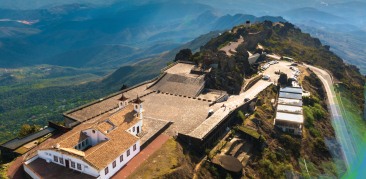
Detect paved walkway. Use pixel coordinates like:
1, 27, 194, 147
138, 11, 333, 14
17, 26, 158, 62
6, 157, 24, 179
111, 134, 170, 179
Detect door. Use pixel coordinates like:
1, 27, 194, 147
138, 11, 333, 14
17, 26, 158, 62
137, 126, 140, 134
65, 159, 69, 168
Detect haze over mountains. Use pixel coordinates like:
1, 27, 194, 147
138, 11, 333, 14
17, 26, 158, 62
0, 1, 285, 69
0, 0, 365, 73
0, 0, 365, 151
201, 0, 366, 73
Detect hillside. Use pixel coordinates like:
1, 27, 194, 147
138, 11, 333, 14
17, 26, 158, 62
122, 21, 364, 178
183, 21, 365, 109
0, 15, 285, 144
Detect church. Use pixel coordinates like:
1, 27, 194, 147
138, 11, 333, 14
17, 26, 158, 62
23, 95, 144, 179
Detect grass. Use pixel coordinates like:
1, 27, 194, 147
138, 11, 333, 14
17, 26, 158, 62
128, 139, 189, 179
236, 126, 260, 139
0, 157, 10, 179
299, 158, 339, 178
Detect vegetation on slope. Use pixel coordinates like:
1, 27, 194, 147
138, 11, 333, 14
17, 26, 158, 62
244, 82, 341, 178
128, 139, 196, 179
178, 21, 365, 109
0, 31, 221, 144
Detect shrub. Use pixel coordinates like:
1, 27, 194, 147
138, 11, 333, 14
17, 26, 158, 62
278, 73, 288, 86
309, 128, 321, 138
303, 106, 314, 128
237, 110, 245, 121
314, 137, 328, 154
303, 96, 320, 106
18, 124, 40, 138
279, 134, 301, 158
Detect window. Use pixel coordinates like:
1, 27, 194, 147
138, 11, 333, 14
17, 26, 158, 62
78, 143, 81, 149
59, 157, 64, 164
133, 144, 136, 151
133, 126, 135, 132
105, 167, 109, 175
71, 161, 75, 168
127, 149, 130, 157
77, 163, 82, 170
120, 155, 123, 162
113, 161, 116, 168
53, 156, 58, 162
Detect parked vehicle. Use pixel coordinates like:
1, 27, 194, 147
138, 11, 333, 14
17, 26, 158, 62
262, 74, 270, 80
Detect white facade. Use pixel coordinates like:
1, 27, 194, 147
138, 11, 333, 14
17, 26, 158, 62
275, 86, 304, 136
26, 139, 141, 179
118, 100, 128, 109
82, 129, 108, 146
133, 103, 144, 119
127, 119, 143, 136
24, 100, 145, 179
37, 149, 100, 177
276, 125, 302, 135
99, 140, 140, 179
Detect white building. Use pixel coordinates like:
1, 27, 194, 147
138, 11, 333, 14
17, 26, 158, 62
274, 87, 304, 135
24, 95, 145, 179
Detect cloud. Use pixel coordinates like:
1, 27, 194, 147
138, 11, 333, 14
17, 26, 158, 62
320, 1, 328, 6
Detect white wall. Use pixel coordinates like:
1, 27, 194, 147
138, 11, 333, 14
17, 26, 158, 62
83, 129, 108, 146
98, 140, 141, 179
37, 150, 100, 177
127, 120, 143, 136
278, 125, 302, 135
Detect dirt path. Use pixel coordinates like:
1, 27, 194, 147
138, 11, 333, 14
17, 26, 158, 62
220, 36, 244, 56
111, 134, 170, 179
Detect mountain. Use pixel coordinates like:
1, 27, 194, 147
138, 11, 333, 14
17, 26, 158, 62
0, 14, 286, 143
0, 2, 286, 69
321, 1, 366, 26
0, 0, 117, 9
282, 7, 346, 24
192, 0, 366, 75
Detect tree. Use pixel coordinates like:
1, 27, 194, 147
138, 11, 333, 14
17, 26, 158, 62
120, 84, 128, 91
174, 49, 192, 62
18, 124, 40, 138
278, 73, 288, 86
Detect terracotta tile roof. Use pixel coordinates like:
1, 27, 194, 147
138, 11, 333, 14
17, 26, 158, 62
35, 104, 140, 170
65, 83, 153, 122
131, 96, 144, 104
97, 122, 114, 133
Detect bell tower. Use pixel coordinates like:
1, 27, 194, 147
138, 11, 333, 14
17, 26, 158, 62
118, 93, 129, 109
132, 95, 144, 119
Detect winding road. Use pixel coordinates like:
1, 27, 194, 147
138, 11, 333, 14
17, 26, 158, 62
305, 64, 357, 169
